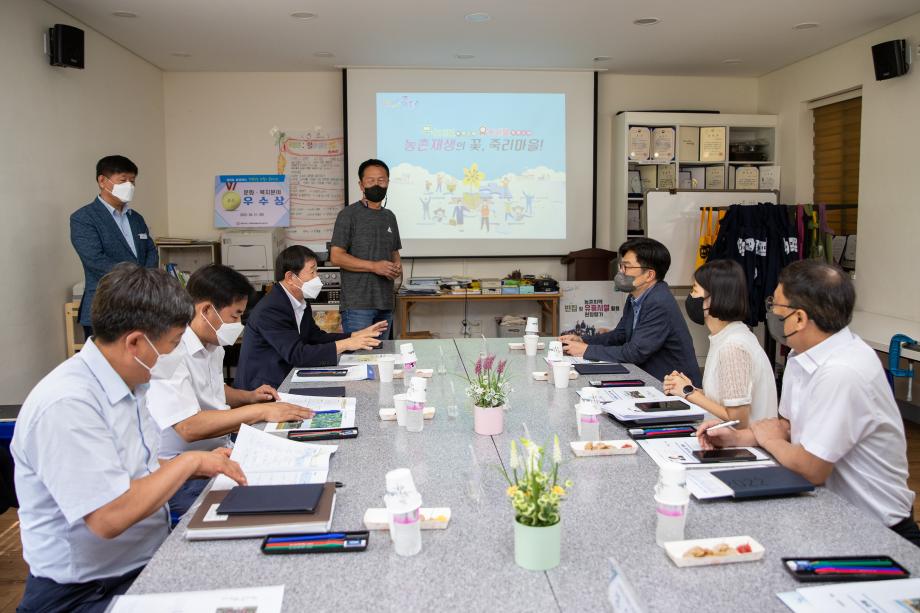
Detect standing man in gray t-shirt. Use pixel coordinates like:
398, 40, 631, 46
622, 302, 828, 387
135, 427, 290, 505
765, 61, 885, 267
331, 159, 402, 337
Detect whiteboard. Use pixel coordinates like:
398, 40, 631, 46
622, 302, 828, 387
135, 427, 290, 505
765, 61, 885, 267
645, 189, 779, 286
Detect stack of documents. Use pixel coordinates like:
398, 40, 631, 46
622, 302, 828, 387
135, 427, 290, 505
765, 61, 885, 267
580, 386, 708, 423
777, 578, 920, 612
111, 585, 285, 612
637, 437, 774, 471
212, 424, 336, 491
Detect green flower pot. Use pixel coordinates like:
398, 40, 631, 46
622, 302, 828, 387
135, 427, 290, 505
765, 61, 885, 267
514, 520, 561, 571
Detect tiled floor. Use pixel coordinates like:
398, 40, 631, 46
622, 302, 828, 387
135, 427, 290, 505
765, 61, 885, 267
0, 423, 918, 609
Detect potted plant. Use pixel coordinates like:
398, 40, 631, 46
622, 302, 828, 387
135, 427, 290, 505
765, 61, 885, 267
466, 354, 510, 435
501, 436, 572, 571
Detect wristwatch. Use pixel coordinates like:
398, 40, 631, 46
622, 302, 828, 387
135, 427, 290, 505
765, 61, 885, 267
682, 384, 696, 399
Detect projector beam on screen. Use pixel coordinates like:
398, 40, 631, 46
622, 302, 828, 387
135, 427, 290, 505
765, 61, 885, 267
345, 69, 595, 258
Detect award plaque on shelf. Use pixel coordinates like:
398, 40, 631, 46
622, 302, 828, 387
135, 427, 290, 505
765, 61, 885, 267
734, 166, 759, 190
657, 164, 677, 190
699, 127, 726, 162
705, 165, 725, 190
628, 127, 651, 161
651, 127, 675, 162
678, 127, 700, 162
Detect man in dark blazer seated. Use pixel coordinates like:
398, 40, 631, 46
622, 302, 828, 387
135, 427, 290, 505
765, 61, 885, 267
70, 155, 158, 339
560, 238, 701, 386
235, 245, 387, 390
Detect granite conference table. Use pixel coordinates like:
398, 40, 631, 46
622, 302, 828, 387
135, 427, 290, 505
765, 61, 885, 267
128, 338, 920, 612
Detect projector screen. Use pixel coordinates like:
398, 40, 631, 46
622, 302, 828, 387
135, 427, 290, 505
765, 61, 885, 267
346, 69, 595, 257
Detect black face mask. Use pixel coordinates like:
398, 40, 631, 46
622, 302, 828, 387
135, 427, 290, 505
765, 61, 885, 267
684, 295, 707, 326
364, 185, 387, 203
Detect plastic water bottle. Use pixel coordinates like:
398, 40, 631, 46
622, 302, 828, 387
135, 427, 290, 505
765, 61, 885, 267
437, 345, 448, 375
655, 464, 690, 546
577, 402, 601, 441
447, 379, 459, 419
401, 343, 417, 378
405, 377, 426, 433
384, 468, 422, 556
479, 334, 488, 360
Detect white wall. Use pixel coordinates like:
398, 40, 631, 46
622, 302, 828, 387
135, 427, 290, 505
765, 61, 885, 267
163, 71, 343, 240
0, 0, 167, 403
758, 12, 920, 323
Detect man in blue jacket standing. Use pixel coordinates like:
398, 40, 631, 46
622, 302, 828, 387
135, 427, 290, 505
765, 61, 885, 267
71, 155, 158, 338
561, 238, 701, 385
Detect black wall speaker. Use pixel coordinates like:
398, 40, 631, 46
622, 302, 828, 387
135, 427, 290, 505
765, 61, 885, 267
871, 39, 909, 81
49, 24, 84, 69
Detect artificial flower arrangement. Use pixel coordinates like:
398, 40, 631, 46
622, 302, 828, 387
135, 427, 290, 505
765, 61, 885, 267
501, 436, 573, 527
466, 353, 511, 408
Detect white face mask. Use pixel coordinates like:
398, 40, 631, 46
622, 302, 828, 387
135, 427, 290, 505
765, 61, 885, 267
293, 273, 323, 300
134, 335, 185, 380
107, 178, 135, 204
202, 308, 244, 346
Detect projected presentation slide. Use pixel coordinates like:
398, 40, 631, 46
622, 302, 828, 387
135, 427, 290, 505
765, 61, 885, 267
376, 92, 566, 241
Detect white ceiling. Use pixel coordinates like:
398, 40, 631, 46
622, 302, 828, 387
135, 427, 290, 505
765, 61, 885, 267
47, 0, 920, 76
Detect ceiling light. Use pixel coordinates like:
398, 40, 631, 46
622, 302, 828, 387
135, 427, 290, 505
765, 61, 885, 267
633, 18, 660, 26
313, 51, 334, 58
455, 53, 475, 60
290, 12, 318, 20
793, 22, 819, 30
171, 52, 191, 58
722, 58, 743, 64
111, 10, 137, 18
593, 56, 612, 62
465, 12, 491, 23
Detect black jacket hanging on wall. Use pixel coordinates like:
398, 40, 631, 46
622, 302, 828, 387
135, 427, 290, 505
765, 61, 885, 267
707, 203, 799, 325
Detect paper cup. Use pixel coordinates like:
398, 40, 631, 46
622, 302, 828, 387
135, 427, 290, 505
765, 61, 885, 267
378, 357, 395, 383
523, 334, 539, 356
394, 393, 408, 426
547, 340, 563, 360
552, 361, 572, 389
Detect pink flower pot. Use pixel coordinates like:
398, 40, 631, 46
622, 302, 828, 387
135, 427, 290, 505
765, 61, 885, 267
473, 404, 504, 435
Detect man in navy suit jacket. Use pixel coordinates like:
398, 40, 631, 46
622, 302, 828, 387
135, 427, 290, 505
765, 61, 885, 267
70, 156, 158, 338
235, 246, 387, 390
561, 238, 701, 386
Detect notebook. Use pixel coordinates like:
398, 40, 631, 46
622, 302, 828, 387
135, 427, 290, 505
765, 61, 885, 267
712, 466, 815, 499
573, 363, 630, 375
186, 482, 336, 540
287, 386, 346, 397
216, 483, 325, 515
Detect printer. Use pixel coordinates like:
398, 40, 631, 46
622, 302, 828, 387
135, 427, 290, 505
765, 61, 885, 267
221, 229, 285, 286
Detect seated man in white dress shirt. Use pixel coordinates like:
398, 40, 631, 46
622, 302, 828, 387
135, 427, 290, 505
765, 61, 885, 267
699, 259, 919, 547
147, 264, 314, 520
12, 263, 247, 612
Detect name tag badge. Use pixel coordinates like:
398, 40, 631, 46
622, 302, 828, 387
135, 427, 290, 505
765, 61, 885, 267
138, 233, 148, 239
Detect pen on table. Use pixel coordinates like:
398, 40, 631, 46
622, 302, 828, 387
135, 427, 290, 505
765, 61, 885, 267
265, 533, 346, 543
312, 410, 342, 415
705, 420, 740, 434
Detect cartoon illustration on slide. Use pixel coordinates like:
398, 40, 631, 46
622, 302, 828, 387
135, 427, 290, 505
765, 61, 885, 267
523, 191, 535, 216
376, 92, 566, 240
420, 195, 431, 220
451, 203, 466, 227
